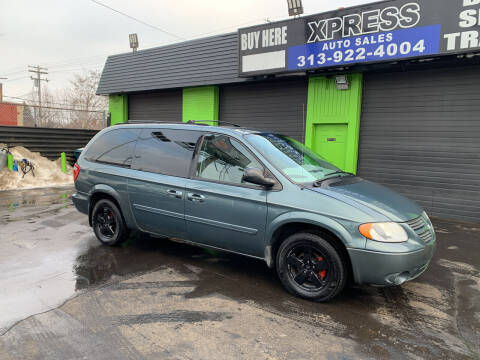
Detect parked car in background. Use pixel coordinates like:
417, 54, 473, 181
73, 148, 84, 161
72, 123, 436, 302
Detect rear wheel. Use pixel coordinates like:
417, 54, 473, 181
91, 199, 128, 246
276, 232, 347, 302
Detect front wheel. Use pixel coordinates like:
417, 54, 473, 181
276, 232, 347, 302
91, 199, 128, 246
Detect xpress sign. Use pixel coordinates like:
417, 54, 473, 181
238, 0, 480, 76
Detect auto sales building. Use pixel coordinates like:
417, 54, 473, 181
97, 0, 480, 223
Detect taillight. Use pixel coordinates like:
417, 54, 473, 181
73, 163, 80, 182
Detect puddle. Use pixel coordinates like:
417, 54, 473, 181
73, 233, 221, 291
0, 185, 73, 210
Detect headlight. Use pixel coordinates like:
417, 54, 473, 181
359, 222, 408, 243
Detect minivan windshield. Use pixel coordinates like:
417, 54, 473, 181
245, 133, 346, 184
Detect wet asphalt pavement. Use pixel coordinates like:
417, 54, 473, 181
0, 186, 478, 360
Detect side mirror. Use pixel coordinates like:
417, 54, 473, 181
242, 168, 276, 188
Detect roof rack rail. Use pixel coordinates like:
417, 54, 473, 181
185, 120, 241, 128
218, 121, 241, 128
186, 120, 210, 126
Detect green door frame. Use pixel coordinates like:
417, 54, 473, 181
305, 74, 363, 174
108, 94, 128, 126
183, 86, 219, 125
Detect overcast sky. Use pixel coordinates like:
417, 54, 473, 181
0, 0, 376, 99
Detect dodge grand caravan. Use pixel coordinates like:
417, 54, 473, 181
72, 123, 436, 302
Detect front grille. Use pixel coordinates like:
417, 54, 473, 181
407, 216, 433, 243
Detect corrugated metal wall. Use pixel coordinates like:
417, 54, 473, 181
0, 126, 98, 164
219, 79, 308, 141
97, 33, 244, 95
357, 66, 480, 222
128, 90, 182, 124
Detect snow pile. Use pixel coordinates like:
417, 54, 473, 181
0, 144, 73, 191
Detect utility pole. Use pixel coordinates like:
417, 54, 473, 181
28, 65, 48, 127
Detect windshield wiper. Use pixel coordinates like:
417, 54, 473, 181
313, 171, 353, 187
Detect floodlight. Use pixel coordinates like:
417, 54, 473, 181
129, 33, 139, 53
287, 0, 304, 17
335, 75, 350, 90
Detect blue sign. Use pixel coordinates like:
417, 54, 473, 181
288, 25, 442, 71
239, 0, 480, 76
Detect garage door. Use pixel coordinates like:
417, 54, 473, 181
219, 79, 308, 141
357, 65, 480, 222
128, 89, 182, 124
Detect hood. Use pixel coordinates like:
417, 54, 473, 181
310, 177, 423, 222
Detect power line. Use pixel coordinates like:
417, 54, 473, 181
3, 95, 34, 102
4, 76, 29, 83
18, 103, 104, 113
3, 56, 105, 76
3, 95, 107, 111
48, 65, 103, 75
2, 53, 111, 75
2, 69, 26, 77
89, 0, 185, 40
188, 16, 285, 40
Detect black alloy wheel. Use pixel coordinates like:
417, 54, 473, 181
92, 199, 128, 246
97, 206, 117, 239
286, 245, 331, 292
276, 232, 347, 302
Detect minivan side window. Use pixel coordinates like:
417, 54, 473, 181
133, 129, 201, 177
195, 134, 263, 185
84, 128, 140, 167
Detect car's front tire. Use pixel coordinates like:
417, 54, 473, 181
276, 232, 347, 302
91, 199, 128, 246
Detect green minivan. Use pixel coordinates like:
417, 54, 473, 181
72, 123, 436, 302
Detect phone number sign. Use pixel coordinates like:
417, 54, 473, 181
288, 25, 441, 70
238, 0, 480, 76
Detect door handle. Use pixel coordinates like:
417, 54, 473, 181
166, 189, 183, 199
187, 193, 205, 202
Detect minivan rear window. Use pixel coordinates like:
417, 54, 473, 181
132, 129, 201, 177
84, 128, 140, 167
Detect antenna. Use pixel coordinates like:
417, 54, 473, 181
302, 103, 305, 145
301, 102, 306, 188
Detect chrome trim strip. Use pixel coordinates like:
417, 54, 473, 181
185, 214, 258, 235
133, 204, 184, 220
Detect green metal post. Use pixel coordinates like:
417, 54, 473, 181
61, 152, 67, 173
7, 153, 13, 171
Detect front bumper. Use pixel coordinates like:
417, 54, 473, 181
347, 239, 436, 286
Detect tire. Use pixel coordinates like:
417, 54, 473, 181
91, 199, 128, 246
276, 232, 347, 302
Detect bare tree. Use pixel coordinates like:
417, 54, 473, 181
61, 70, 107, 129
39, 86, 64, 127
28, 85, 64, 128
24, 70, 107, 129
